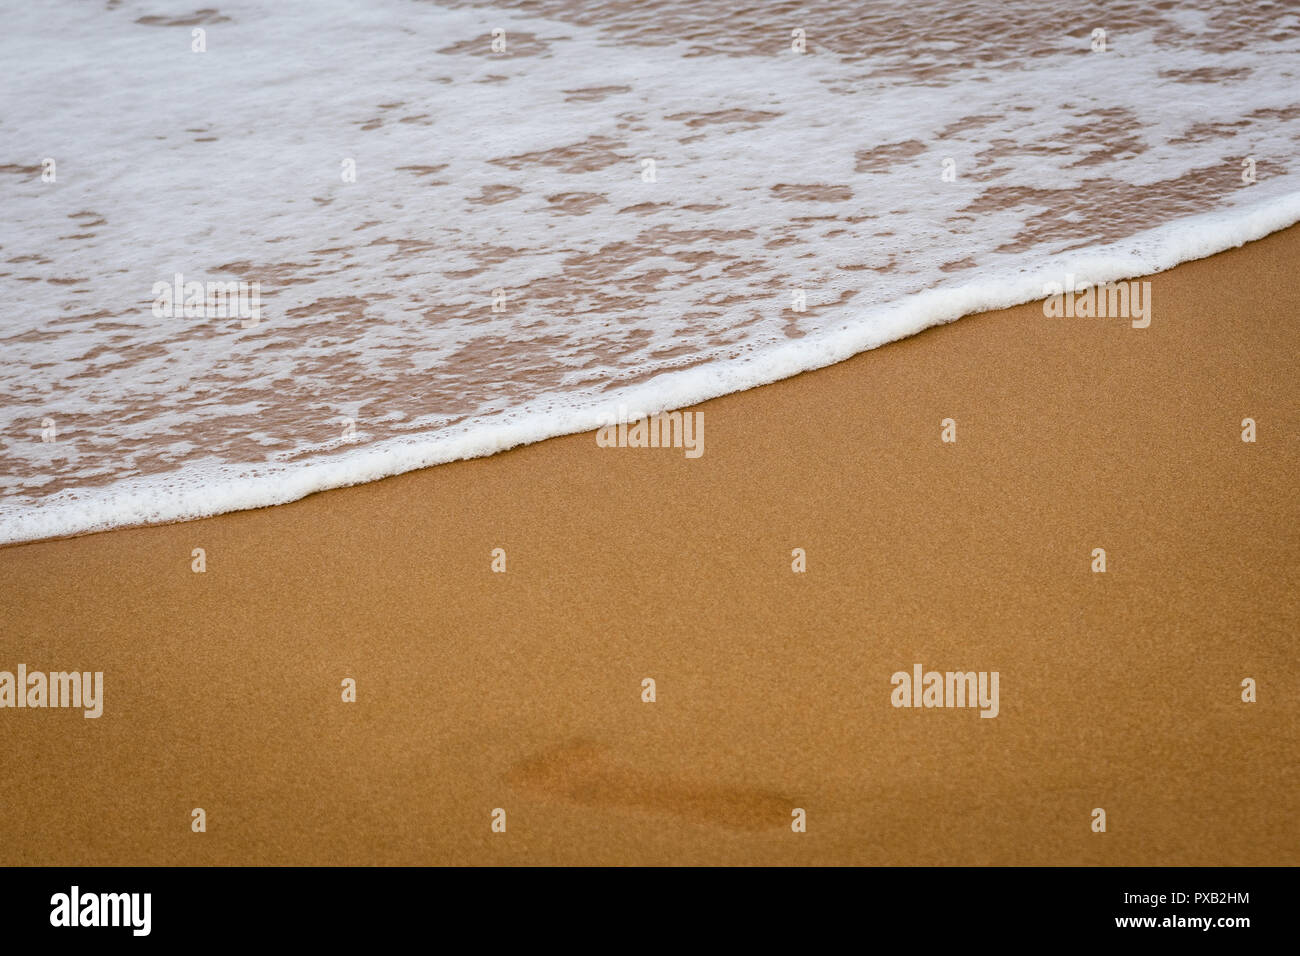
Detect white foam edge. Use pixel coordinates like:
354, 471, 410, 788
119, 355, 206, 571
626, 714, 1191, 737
4, 189, 1298, 546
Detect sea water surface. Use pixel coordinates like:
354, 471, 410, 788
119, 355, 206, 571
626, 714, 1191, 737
3, 0, 1300, 542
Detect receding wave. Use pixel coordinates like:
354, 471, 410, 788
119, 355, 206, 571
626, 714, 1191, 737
3, 0, 1300, 543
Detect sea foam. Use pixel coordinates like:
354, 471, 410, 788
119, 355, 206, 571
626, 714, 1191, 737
3, 0, 1299, 543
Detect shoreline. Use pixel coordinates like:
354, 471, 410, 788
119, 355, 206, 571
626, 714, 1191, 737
1, 225, 1296, 865
7, 199, 1300, 549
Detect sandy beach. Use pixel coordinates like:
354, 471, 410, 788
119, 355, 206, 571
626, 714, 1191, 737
1, 225, 1297, 866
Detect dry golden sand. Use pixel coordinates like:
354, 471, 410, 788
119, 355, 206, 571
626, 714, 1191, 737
1, 227, 1297, 865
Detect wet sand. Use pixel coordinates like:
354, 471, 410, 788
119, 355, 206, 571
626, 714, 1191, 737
1, 226, 1297, 865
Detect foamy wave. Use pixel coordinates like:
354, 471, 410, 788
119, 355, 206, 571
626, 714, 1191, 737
3, 0, 1299, 543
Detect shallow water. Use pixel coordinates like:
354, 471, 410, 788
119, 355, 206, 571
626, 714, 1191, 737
3, 0, 1299, 542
